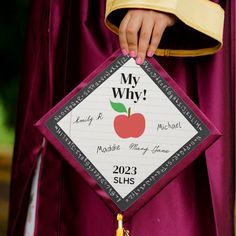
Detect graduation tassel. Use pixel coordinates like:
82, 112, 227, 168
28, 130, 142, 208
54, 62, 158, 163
116, 214, 130, 236
116, 214, 124, 236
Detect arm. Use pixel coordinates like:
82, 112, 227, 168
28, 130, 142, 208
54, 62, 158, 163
105, 0, 224, 58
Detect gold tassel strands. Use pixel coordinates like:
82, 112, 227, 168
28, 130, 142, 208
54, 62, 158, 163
116, 214, 130, 236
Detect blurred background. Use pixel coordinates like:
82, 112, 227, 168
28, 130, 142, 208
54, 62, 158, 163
0, 1, 29, 235
0, 2, 235, 236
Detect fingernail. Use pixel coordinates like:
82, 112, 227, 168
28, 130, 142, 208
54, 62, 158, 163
136, 57, 143, 65
147, 50, 154, 57
129, 50, 137, 58
122, 49, 128, 56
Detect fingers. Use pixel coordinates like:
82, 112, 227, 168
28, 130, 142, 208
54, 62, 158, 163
119, 10, 176, 64
126, 13, 143, 58
147, 22, 166, 58
119, 13, 130, 56
119, 11, 143, 58
136, 17, 154, 64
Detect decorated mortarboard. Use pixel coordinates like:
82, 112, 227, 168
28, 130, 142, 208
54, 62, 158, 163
36, 50, 220, 235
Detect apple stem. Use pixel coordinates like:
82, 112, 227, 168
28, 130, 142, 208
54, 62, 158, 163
128, 107, 131, 117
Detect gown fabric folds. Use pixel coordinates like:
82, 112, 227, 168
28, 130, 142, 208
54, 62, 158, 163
8, 0, 234, 235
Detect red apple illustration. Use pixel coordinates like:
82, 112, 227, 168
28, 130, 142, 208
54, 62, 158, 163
110, 100, 145, 138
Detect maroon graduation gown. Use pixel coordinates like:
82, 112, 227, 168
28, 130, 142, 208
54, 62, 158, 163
8, 0, 234, 235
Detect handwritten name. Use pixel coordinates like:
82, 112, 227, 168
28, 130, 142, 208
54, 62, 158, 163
129, 143, 170, 155
151, 145, 170, 154
97, 144, 120, 154
157, 121, 182, 131
129, 143, 149, 155
73, 112, 103, 126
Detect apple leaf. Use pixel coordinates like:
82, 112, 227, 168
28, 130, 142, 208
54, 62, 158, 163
110, 100, 127, 113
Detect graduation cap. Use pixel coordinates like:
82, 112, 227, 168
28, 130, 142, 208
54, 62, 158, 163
36, 50, 220, 235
